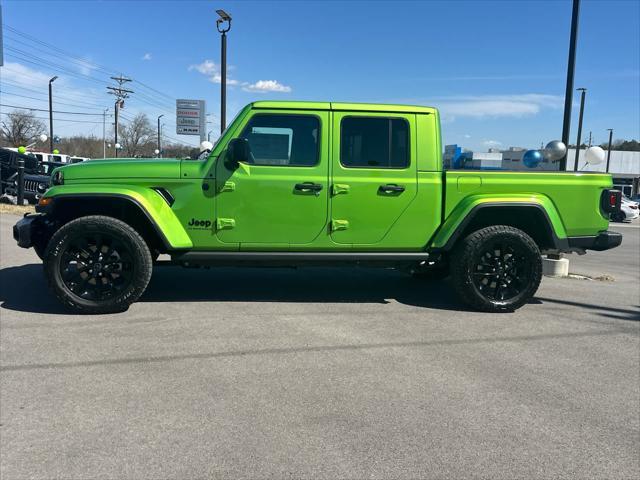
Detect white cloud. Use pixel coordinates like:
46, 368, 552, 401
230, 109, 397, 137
189, 59, 218, 75
483, 140, 503, 147
464, 134, 472, 139
242, 80, 291, 93
76, 57, 98, 76
189, 60, 290, 93
188, 59, 239, 85
435, 94, 563, 120
142, 53, 152, 61
1, 61, 53, 88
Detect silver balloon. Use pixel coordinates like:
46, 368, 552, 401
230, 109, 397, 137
543, 140, 567, 162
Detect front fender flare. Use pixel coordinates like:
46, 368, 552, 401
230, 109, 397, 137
39, 185, 193, 250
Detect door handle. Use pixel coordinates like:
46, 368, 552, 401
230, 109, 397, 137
379, 184, 405, 193
294, 182, 323, 194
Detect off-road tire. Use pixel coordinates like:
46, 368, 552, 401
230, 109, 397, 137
450, 225, 542, 312
34, 240, 47, 261
43, 215, 153, 314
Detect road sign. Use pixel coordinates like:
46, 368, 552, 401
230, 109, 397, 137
176, 99, 205, 140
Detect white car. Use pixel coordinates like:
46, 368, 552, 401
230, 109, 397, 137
612, 197, 639, 222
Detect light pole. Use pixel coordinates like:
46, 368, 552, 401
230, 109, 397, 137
573, 87, 587, 171
114, 99, 123, 158
48, 76, 58, 153
606, 128, 613, 173
216, 9, 232, 134
102, 108, 108, 158
208, 130, 213, 142
560, 0, 581, 170
157, 114, 164, 158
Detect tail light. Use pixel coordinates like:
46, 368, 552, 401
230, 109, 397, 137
601, 189, 621, 214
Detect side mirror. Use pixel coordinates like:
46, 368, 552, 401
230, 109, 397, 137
225, 137, 250, 169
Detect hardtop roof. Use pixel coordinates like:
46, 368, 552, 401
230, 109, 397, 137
251, 101, 436, 114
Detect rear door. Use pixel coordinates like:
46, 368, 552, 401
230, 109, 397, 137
330, 112, 417, 245
215, 110, 329, 247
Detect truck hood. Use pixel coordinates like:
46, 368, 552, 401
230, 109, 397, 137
60, 158, 182, 181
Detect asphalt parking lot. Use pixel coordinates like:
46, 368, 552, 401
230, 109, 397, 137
1, 213, 638, 479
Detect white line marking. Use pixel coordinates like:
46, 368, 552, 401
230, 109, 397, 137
610, 223, 640, 229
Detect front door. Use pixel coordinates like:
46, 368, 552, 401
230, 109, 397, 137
330, 112, 417, 245
216, 111, 329, 247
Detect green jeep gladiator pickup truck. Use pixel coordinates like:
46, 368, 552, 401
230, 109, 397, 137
13, 101, 623, 314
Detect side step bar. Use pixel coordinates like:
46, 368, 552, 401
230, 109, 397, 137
172, 251, 430, 267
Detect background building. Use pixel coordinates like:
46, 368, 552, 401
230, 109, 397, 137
444, 145, 640, 197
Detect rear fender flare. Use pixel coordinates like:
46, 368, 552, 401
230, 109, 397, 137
429, 195, 568, 251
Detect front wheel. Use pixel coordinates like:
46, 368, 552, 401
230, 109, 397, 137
450, 226, 542, 312
43, 215, 153, 314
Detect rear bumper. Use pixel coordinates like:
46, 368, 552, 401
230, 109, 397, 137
567, 230, 623, 251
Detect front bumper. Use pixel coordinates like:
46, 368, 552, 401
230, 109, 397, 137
567, 230, 623, 252
13, 214, 45, 249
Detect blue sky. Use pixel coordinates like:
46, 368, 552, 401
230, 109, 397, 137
1, 0, 639, 150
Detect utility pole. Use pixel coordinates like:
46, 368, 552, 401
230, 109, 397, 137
574, 87, 587, 171
102, 108, 108, 158
107, 75, 133, 158
48, 76, 58, 152
560, 0, 581, 170
606, 128, 613, 173
216, 10, 232, 134
587, 131, 592, 147
157, 114, 164, 158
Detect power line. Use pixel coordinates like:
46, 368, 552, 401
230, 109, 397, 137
0, 90, 110, 112
5, 48, 112, 86
4, 25, 178, 107
0, 103, 108, 116
3, 25, 119, 77
3, 31, 118, 78
0, 79, 108, 108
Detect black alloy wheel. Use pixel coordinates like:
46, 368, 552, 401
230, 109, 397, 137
470, 241, 532, 302
451, 225, 542, 312
44, 215, 153, 314
59, 233, 134, 302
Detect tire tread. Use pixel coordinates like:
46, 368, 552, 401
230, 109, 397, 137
43, 215, 153, 314
450, 225, 542, 312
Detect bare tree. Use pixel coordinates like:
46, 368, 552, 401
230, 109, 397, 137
57, 135, 104, 159
0, 110, 47, 147
118, 113, 157, 157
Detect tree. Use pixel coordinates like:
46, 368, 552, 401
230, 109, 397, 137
118, 113, 157, 157
57, 135, 104, 159
598, 139, 640, 152
0, 110, 46, 147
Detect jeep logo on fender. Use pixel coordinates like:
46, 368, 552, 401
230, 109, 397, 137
187, 218, 212, 229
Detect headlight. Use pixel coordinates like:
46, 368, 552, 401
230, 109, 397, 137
37, 183, 48, 193
51, 170, 64, 185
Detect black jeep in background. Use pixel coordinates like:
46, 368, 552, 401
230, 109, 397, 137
0, 147, 59, 204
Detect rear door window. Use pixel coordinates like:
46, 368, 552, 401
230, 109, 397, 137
340, 117, 409, 169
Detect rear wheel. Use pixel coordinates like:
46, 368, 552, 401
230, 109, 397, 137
450, 226, 542, 312
43, 215, 153, 314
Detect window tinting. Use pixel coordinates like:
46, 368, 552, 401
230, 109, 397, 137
341, 117, 409, 168
239, 115, 319, 166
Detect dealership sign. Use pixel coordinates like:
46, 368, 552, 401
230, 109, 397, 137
176, 99, 205, 137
